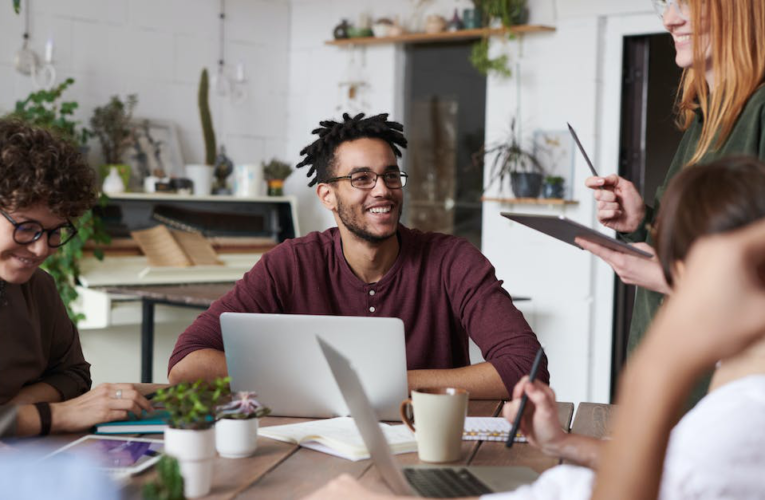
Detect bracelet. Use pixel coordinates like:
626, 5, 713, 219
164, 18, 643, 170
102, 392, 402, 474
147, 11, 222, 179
33, 402, 52, 436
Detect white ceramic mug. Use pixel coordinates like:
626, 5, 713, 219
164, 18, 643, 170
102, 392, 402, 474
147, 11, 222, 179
233, 164, 264, 197
185, 164, 214, 196
400, 388, 468, 463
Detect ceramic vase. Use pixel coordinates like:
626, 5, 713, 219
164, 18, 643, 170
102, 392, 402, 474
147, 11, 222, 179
102, 166, 126, 194
215, 418, 259, 458
266, 179, 284, 196
164, 427, 216, 498
511, 172, 543, 199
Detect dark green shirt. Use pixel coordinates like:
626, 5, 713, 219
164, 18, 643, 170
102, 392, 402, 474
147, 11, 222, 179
623, 85, 765, 355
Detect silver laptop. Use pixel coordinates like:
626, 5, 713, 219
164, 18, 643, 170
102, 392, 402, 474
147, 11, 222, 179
220, 313, 408, 420
318, 336, 539, 498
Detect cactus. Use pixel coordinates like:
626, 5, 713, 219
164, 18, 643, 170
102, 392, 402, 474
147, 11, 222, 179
199, 68, 216, 166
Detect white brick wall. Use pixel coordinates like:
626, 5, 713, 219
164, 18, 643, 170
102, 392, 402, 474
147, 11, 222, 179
0, 0, 291, 173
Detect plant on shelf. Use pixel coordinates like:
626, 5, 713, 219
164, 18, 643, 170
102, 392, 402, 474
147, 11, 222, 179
262, 158, 293, 196
215, 389, 271, 458
469, 0, 528, 77
8, 78, 110, 324
199, 68, 216, 166
142, 456, 184, 500
152, 377, 231, 498
474, 118, 545, 198
542, 175, 565, 199
90, 94, 138, 192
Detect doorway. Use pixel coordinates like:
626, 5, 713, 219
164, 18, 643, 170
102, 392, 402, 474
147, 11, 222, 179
611, 33, 684, 397
403, 42, 487, 249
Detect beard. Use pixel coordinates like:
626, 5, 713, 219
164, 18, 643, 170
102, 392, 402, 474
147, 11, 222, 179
336, 196, 403, 244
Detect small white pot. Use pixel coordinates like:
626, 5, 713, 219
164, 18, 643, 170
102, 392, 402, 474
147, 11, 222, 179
164, 427, 216, 498
215, 418, 259, 458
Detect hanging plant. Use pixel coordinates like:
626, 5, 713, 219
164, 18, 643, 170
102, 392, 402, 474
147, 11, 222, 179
469, 0, 529, 77
13, 0, 20, 14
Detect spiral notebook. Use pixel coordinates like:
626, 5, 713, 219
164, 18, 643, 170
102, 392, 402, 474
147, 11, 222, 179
463, 417, 527, 443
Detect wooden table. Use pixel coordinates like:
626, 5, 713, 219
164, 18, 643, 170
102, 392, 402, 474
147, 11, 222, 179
102, 284, 235, 383
118, 399, 578, 500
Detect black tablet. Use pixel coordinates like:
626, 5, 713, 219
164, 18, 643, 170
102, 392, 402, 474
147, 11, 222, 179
501, 213, 653, 259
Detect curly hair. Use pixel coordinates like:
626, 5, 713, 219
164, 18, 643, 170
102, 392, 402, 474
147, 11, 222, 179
0, 118, 96, 218
296, 113, 407, 187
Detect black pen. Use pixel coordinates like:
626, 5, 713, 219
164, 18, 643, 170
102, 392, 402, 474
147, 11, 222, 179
567, 123, 600, 178
506, 347, 545, 448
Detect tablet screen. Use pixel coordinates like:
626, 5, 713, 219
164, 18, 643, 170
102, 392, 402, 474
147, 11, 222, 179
45, 436, 164, 475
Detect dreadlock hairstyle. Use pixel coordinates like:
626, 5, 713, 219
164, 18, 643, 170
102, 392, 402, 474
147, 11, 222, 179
296, 113, 407, 187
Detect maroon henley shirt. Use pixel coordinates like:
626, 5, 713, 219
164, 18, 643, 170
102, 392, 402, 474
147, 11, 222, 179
169, 225, 549, 393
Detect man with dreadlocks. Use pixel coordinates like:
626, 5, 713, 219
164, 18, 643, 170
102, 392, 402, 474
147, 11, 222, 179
168, 113, 547, 398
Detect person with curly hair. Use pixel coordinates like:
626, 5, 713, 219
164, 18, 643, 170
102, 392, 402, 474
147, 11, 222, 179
0, 119, 151, 437
169, 113, 547, 399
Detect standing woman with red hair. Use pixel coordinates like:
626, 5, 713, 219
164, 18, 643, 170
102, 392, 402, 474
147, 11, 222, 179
580, 0, 765, 376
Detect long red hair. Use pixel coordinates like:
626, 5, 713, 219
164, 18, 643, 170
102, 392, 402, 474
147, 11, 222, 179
676, 0, 765, 165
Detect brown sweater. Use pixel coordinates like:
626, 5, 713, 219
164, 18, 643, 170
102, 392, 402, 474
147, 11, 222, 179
0, 269, 91, 404
169, 225, 548, 393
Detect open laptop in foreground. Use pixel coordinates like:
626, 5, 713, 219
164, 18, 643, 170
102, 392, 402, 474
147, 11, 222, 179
221, 313, 408, 420
318, 336, 539, 498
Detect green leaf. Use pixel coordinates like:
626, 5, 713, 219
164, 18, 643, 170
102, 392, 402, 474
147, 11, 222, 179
13, 0, 21, 14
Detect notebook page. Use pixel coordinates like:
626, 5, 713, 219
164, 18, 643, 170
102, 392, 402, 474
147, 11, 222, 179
463, 417, 527, 443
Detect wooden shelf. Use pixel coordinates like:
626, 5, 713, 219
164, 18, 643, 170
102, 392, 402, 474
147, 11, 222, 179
481, 197, 579, 205
325, 25, 555, 46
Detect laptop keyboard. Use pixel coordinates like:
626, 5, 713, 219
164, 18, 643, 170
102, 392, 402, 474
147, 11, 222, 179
404, 468, 493, 498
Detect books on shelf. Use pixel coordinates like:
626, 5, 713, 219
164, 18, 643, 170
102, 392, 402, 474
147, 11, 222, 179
94, 410, 169, 435
259, 416, 417, 461
462, 417, 527, 443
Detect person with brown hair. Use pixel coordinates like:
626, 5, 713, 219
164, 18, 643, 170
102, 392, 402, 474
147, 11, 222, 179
303, 157, 765, 500
579, 0, 765, 361
0, 118, 151, 437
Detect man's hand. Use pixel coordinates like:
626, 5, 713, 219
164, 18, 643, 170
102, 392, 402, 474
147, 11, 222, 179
168, 349, 228, 385
576, 238, 670, 294
586, 175, 646, 233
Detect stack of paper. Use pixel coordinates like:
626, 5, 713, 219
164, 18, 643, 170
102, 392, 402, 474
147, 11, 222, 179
259, 417, 417, 461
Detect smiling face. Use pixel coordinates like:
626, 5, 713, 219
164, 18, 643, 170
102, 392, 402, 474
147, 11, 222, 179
318, 137, 404, 244
0, 204, 63, 284
663, 0, 711, 72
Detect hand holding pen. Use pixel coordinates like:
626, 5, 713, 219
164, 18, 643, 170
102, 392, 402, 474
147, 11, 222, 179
506, 347, 547, 448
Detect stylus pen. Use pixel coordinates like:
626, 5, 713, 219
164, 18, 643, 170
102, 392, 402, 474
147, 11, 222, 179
506, 346, 545, 448
567, 123, 600, 178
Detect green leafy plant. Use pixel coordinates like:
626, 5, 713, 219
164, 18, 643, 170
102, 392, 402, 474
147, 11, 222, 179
544, 175, 564, 185
10, 78, 91, 146
42, 195, 111, 322
262, 158, 293, 181
473, 118, 543, 194
12, 0, 20, 14
217, 391, 271, 421
469, 0, 528, 77
142, 456, 184, 500
152, 378, 232, 430
90, 95, 138, 165
9, 78, 110, 324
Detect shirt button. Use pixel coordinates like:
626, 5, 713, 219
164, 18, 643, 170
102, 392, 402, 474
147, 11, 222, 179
369, 290, 375, 296
369, 306, 376, 313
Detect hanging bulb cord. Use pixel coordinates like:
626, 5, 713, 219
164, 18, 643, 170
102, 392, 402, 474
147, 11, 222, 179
218, 0, 226, 70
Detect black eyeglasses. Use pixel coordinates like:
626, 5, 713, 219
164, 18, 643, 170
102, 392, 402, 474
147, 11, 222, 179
325, 171, 409, 190
0, 210, 78, 248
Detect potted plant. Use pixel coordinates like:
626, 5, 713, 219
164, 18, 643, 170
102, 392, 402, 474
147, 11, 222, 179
142, 456, 184, 500
215, 390, 271, 458
152, 378, 230, 498
474, 119, 545, 198
90, 94, 138, 192
469, 0, 529, 77
262, 158, 293, 196
542, 175, 565, 199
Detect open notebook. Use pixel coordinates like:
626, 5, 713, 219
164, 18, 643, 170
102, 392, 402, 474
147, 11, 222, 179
259, 416, 417, 461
